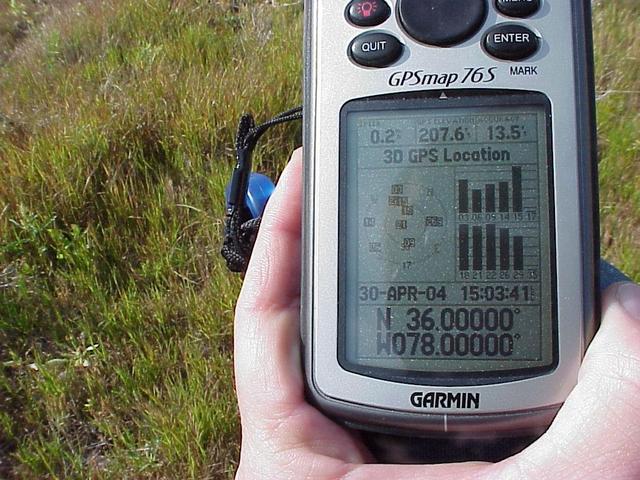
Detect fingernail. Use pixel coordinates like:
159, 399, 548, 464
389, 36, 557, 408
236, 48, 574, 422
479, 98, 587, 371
616, 282, 640, 320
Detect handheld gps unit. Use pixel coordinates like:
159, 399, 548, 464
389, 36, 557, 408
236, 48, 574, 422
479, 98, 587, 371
301, 0, 599, 442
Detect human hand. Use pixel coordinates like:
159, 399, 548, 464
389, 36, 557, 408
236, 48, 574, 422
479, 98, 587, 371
233, 148, 640, 480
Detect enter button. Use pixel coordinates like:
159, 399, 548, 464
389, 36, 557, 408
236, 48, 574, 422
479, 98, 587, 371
484, 24, 540, 61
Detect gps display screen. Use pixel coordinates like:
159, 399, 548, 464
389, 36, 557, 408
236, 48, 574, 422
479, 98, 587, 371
339, 92, 557, 379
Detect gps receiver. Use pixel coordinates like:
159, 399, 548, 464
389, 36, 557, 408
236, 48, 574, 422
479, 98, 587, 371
301, 0, 599, 441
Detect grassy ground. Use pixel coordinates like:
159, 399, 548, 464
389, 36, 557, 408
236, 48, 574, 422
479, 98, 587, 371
0, 0, 637, 478
593, 1, 640, 275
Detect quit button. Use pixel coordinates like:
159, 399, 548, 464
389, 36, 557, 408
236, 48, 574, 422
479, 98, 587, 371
484, 24, 540, 61
349, 32, 404, 68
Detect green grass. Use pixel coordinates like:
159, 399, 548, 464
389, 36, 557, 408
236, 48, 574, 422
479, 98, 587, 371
593, 1, 640, 277
0, 1, 301, 478
1, 0, 52, 63
0, 0, 638, 478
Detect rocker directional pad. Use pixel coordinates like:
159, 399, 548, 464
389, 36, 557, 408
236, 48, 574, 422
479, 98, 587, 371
398, 0, 488, 47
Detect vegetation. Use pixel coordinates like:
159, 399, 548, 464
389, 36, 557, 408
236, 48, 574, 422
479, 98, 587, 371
0, 0, 637, 478
593, 1, 640, 275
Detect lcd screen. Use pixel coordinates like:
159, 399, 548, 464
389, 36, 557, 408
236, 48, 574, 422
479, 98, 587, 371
339, 93, 556, 378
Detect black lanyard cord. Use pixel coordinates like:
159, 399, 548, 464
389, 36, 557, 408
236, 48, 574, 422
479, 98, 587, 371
222, 106, 303, 273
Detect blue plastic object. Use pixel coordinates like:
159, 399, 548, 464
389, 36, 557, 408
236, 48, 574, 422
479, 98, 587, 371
225, 173, 275, 219
600, 259, 632, 292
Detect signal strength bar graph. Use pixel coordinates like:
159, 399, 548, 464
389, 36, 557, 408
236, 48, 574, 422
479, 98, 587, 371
458, 224, 529, 272
458, 166, 525, 214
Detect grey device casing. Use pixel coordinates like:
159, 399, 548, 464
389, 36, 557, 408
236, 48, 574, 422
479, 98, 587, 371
301, 0, 599, 436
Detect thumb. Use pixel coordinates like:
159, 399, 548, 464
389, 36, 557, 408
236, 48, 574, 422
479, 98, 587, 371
499, 282, 640, 480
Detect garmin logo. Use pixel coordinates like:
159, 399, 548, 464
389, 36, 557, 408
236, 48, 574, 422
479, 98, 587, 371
410, 391, 480, 410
